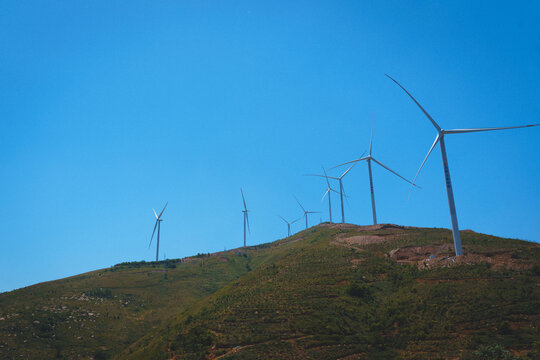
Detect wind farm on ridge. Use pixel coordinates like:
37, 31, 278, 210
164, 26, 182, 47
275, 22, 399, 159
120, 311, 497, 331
147, 74, 539, 261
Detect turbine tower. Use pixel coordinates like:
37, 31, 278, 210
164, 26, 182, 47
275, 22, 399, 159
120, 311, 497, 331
308, 161, 357, 223
332, 130, 419, 225
386, 74, 539, 256
295, 197, 319, 229
278, 215, 300, 236
149, 202, 167, 262
241, 189, 250, 248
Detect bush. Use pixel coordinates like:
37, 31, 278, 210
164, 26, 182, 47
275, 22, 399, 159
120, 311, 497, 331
472, 344, 520, 360
498, 321, 511, 335
86, 288, 113, 299
346, 283, 373, 301
94, 349, 108, 360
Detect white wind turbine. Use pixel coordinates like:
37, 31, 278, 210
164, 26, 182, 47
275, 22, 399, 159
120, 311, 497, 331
149, 202, 168, 262
278, 215, 301, 237
241, 189, 250, 248
386, 74, 539, 256
332, 130, 419, 225
319, 166, 340, 223
295, 197, 320, 229
308, 162, 358, 224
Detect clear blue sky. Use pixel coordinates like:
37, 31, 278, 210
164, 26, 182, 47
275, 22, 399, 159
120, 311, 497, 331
1, 1, 539, 293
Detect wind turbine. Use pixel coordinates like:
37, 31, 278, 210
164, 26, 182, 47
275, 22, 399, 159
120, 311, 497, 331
295, 197, 319, 229
149, 202, 167, 262
386, 74, 539, 256
320, 166, 339, 223
308, 161, 357, 223
241, 189, 250, 248
278, 215, 301, 236
332, 130, 419, 225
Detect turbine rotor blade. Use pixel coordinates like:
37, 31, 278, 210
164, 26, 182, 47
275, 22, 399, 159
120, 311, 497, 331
294, 196, 306, 212
369, 126, 373, 156
321, 188, 330, 201
305, 174, 340, 180
278, 215, 288, 224
342, 183, 351, 207
371, 157, 421, 188
322, 166, 331, 188
385, 74, 442, 132
246, 212, 251, 234
153, 208, 158, 219
409, 134, 440, 196
240, 189, 247, 211
149, 220, 158, 248
444, 123, 540, 134
340, 161, 358, 179
329, 151, 367, 170
158, 202, 168, 219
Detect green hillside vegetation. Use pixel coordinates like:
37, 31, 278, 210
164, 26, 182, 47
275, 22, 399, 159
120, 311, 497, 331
0, 252, 252, 359
1, 224, 539, 359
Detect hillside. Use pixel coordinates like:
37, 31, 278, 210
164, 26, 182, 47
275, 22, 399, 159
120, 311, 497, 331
1, 224, 539, 359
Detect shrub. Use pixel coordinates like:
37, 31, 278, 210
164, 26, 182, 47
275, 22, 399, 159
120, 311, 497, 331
472, 344, 520, 360
346, 283, 373, 301
86, 288, 113, 299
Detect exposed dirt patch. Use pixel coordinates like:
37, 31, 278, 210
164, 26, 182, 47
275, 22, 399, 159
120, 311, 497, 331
340, 235, 388, 246
320, 223, 360, 230
357, 223, 408, 231
323, 223, 408, 232
390, 244, 454, 262
351, 259, 365, 267
331, 224, 409, 249
336, 353, 366, 359
390, 244, 534, 270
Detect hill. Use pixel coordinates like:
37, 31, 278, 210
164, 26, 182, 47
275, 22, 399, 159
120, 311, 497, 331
1, 224, 539, 359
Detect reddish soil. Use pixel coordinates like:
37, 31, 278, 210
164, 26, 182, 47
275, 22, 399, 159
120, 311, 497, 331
390, 244, 534, 270
328, 223, 537, 271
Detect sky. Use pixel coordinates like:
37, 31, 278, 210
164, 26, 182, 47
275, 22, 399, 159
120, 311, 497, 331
1, 1, 539, 293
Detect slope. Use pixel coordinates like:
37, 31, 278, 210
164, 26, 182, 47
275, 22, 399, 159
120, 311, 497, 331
119, 224, 540, 360
0, 250, 255, 359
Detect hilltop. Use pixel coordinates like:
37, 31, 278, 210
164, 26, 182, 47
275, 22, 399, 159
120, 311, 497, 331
1, 224, 539, 359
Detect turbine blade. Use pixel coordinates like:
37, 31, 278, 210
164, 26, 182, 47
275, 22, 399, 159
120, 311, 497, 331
322, 166, 331, 188
369, 126, 373, 156
246, 212, 251, 234
158, 202, 168, 219
153, 208, 158, 220
321, 188, 330, 201
340, 161, 358, 179
278, 215, 288, 224
241, 189, 247, 211
385, 74, 442, 132
305, 174, 340, 180
371, 157, 421, 188
329, 152, 367, 170
149, 220, 158, 248
294, 196, 306, 212
409, 134, 440, 197
342, 183, 351, 207
444, 123, 540, 134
